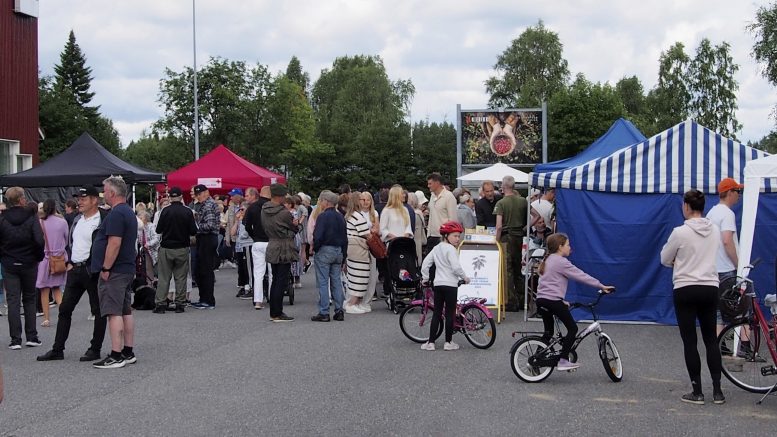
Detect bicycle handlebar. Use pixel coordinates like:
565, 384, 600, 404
569, 288, 614, 310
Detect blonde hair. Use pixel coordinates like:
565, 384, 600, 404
539, 233, 569, 275
359, 191, 378, 227
345, 193, 362, 221
386, 185, 409, 227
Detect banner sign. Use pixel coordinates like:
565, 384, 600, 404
197, 177, 223, 189
458, 248, 500, 306
459, 109, 544, 166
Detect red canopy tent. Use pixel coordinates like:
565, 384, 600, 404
159, 145, 285, 200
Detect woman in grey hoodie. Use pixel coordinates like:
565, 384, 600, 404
660, 189, 723, 405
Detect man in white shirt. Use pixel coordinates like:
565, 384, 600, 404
426, 172, 457, 253
37, 186, 108, 362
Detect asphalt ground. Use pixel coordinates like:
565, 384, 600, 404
1, 267, 776, 436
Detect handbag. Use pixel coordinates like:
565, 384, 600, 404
366, 232, 387, 259
41, 219, 67, 274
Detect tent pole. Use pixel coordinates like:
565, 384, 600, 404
132, 185, 136, 208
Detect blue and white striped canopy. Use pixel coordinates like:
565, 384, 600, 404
530, 120, 772, 194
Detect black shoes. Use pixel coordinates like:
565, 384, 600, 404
713, 391, 726, 404
681, 392, 704, 405
37, 349, 64, 361
271, 313, 294, 322
311, 313, 331, 322
80, 349, 101, 362
333, 310, 344, 322
175, 304, 185, 313
152, 304, 166, 314
93, 355, 125, 369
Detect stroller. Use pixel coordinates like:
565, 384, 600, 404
131, 246, 157, 310
385, 237, 421, 313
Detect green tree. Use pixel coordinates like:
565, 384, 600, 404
285, 56, 310, 97
615, 76, 655, 135
312, 55, 413, 190
485, 20, 570, 108
411, 120, 456, 189
123, 131, 192, 172
749, 3, 777, 87
54, 30, 98, 120
688, 39, 741, 138
547, 74, 626, 161
749, 131, 777, 154
647, 42, 691, 132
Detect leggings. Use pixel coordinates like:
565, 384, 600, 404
673, 285, 722, 393
536, 298, 577, 360
429, 285, 457, 343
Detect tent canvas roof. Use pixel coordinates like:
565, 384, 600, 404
0, 132, 165, 187
530, 120, 771, 194
533, 118, 646, 174
458, 163, 529, 183
163, 144, 285, 194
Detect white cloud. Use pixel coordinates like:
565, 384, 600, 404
38, 0, 777, 145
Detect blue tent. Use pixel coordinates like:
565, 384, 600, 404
534, 118, 646, 174
530, 120, 775, 324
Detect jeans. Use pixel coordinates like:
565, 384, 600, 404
3, 264, 39, 344
53, 265, 107, 353
269, 263, 290, 318
156, 247, 190, 305
315, 246, 345, 315
196, 233, 218, 306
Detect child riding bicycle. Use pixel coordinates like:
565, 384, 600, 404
420, 221, 470, 351
536, 233, 614, 370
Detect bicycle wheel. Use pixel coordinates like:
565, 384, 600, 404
461, 306, 496, 349
510, 337, 554, 382
598, 333, 623, 382
718, 321, 777, 393
399, 304, 441, 343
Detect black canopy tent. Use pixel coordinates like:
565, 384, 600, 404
0, 132, 165, 207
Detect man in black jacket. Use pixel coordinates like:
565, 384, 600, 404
38, 186, 108, 361
475, 180, 500, 228
154, 187, 198, 313
0, 187, 44, 350
244, 186, 271, 309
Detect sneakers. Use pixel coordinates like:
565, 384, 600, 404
37, 349, 64, 361
713, 391, 726, 405
303, 260, 311, 273
358, 304, 372, 313
239, 291, 253, 300
254, 303, 265, 310
556, 358, 579, 371
93, 355, 126, 369
421, 342, 435, 351
311, 313, 331, 322
443, 341, 460, 351
152, 304, 166, 314
271, 313, 294, 322
8, 342, 21, 350
333, 310, 344, 322
681, 392, 705, 405
122, 353, 137, 364
26, 338, 42, 347
345, 304, 366, 314
192, 302, 215, 310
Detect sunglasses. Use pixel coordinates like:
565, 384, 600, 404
732, 189, 743, 194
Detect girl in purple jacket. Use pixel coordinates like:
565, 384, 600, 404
536, 233, 614, 371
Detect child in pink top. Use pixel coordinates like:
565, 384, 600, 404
536, 233, 613, 371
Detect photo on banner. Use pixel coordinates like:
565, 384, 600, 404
460, 110, 543, 165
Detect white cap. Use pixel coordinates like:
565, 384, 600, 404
415, 190, 429, 204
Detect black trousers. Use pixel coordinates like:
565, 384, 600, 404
53, 265, 107, 353
4, 264, 38, 344
429, 285, 457, 343
269, 263, 290, 317
537, 298, 578, 360
236, 251, 248, 287
196, 233, 218, 306
673, 285, 722, 393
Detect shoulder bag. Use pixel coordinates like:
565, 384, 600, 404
41, 219, 67, 274
366, 232, 387, 259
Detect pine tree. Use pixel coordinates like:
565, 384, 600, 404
285, 56, 310, 97
54, 30, 99, 119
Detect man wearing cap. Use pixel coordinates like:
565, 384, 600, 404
706, 178, 744, 336
261, 183, 298, 322
38, 186, 109, 362
154, 187, 198, 314
475, 180, 500, 228
192, 184, 220, 309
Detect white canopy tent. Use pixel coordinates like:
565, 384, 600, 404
458, 163, 529, 183
738, 153, 777, 275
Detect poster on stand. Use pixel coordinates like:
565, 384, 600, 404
458, 248, 500, 306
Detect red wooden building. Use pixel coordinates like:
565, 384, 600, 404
0, 0, 39, 175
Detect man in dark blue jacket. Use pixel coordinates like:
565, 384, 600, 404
312, 190, 348, 322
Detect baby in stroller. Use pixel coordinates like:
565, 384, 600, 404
385, 237, 421, 313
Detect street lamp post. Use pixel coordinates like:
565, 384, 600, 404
192, 0, 200, 160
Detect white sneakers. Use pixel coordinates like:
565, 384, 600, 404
358, 304, 372, 313
556, 358, 580, 371
345, 304, 366, 314
422, 341, 459, 351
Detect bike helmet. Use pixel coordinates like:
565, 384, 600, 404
439, 221, 465, 236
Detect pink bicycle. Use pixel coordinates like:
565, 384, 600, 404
399, 283, 497, 349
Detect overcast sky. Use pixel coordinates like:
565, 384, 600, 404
37, 0, 776, 147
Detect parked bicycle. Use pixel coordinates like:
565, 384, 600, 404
717, 260, 777, 403
509, 289, 623, 382
399, 282, 497, 349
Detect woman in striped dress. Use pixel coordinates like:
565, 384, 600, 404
345, 193, 371, 314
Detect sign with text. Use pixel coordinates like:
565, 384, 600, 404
458, 247, 500, 306
197, 178, 223, 189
